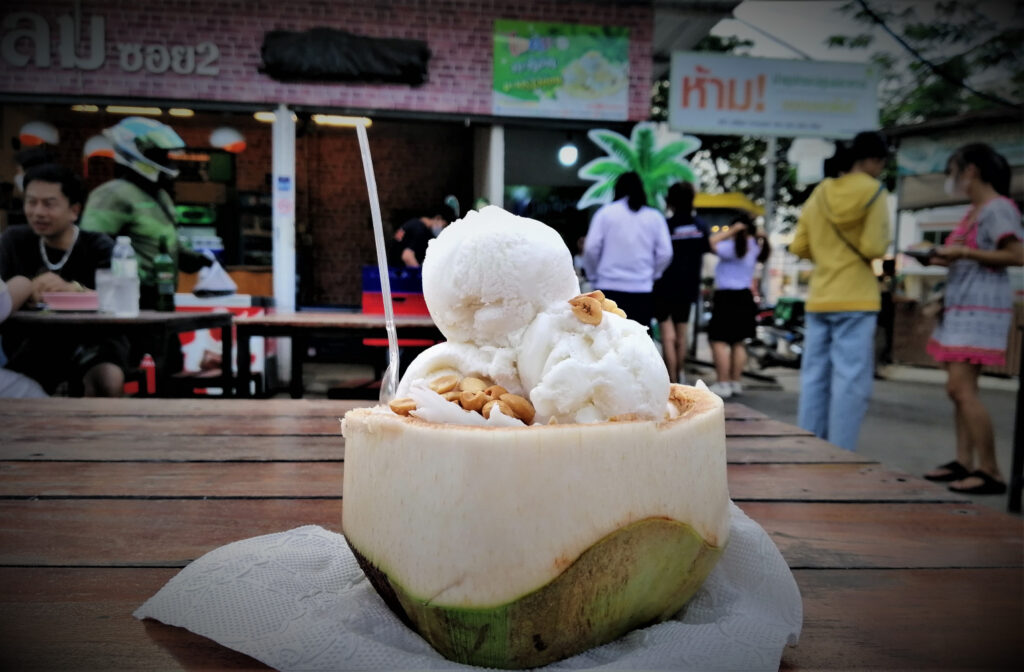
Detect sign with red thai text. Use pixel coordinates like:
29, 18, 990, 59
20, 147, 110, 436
668, 52, 879, 138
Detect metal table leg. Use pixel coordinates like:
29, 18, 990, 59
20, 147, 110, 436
236, 325, 251, 398
1009, 326, 1023, 513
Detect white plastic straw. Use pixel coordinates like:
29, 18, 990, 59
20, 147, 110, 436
355, 123, 399, 404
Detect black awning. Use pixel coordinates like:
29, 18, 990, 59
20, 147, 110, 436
260, 28, 430, 86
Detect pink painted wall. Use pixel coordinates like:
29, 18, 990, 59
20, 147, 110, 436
1, 0, 654, 121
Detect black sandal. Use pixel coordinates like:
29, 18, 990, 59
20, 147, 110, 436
948, 470, 1007, 495
923, 461, 970, 482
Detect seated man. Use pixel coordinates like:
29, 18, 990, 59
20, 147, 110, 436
0, 164, 128, 396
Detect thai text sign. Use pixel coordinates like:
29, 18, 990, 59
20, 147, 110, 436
668, 52, 878, 138
493, 20, 629, 121
2, 11, 220, 76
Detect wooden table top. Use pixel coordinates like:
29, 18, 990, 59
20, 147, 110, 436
4, 309, 233, 328
0, 398, 1020, 671
235, 312, 436, 329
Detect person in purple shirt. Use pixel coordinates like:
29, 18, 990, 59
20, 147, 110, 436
707, 212, 770, 398
582, 172, 672, 331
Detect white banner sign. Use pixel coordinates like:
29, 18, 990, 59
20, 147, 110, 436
668, 52, 879, 138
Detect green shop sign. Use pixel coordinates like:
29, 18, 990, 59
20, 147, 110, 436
493, 20, 629, 121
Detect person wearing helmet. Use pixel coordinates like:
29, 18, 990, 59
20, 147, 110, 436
79, 117, 212, 309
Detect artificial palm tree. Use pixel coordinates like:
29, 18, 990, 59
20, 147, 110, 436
577, 122, 700, 211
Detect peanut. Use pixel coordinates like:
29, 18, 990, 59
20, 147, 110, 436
482, 399, 513, 420
601, 298, 627, 318
460, 390, 487, 412
483, 384, 508, 400
442, 390, 462, 403
429, 374, 460, 394
388, 398, 417, 416
569, 295, 602, 325
459, 376, 489, 393
500, 393, 536, 424
585, 290, 605, 301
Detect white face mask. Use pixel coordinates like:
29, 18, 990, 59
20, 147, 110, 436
943, 174, 965, 198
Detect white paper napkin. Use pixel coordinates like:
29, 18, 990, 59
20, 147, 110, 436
135, 503, 802, 671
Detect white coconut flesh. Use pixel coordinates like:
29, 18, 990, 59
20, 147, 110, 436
340, 385, 730, 609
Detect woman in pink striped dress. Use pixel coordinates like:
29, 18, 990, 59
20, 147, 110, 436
923, 143, 1023, 495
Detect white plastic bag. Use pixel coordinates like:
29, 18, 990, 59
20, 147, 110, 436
193, 253, 237, 297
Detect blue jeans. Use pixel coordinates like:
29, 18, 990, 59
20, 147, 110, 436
798, 311, 878, 451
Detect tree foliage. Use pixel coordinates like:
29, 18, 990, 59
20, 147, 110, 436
827, 0, 1024, 127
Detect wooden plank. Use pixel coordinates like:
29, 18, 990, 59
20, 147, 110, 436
3, 498, 1017, 572
0, 567, 269, 671
5, 433, 852, 464
0, 398, 772, 422
740, 501, 1024, 569
0, 500, 342, 567
236, 312, 436, 328
722, 418, 814, 436
0, 462, 958, 502
0, 415, 343, 438
727, 435, 874, 464
727, 463, 968, 502
723, 402, 769, 420
0, 435, 343, 462
0, 462, 344, 498
784, 568, 1023, 671
0, 398, 364, 418
0, 415, 803, 440
2, 567, 1021, 672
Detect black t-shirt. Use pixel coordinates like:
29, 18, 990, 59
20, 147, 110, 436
0, 225, 114, 288
654, 213, 711, 300
395, 218, 434, 266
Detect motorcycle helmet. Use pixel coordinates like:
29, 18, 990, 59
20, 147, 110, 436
103, 116, 185, 183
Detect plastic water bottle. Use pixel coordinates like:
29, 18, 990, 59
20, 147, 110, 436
111, 235, 140, 316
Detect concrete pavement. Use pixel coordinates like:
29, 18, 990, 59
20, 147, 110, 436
704, 363, 1019, 515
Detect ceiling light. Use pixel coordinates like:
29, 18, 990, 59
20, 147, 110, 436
168, 108, 194, 117
71, 104, 99, 113
106, 105, 162, 116
254, 111, 299, 123
557, 143, 579, 167
311, 114, 372, 128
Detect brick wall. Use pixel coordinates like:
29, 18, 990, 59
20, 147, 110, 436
2, 0, 654, 121
298, 119, 474, 305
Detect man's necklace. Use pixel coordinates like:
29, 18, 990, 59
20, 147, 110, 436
39, 226, 79, 271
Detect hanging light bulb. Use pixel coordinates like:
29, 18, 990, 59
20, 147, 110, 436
19, 121, 59, 147
557, 142, 579, 167
210, 126, 246, 153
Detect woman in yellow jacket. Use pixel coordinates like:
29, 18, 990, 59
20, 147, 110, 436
789, 131, 891, 451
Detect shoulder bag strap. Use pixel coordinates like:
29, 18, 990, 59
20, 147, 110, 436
823, 183, 885, 267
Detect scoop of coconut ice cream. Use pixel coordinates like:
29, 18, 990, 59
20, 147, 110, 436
517, 302, 670, 424
421, 206, 580, 348
396, 341, 523, 398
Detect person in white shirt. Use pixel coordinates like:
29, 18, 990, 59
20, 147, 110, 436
0, 276, 48, 398
582, 172, 672, 330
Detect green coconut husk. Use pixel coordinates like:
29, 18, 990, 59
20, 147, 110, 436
349, 517, 723, 669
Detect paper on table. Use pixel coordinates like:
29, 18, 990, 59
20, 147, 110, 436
135, 503, 802, 671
